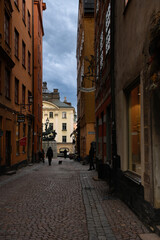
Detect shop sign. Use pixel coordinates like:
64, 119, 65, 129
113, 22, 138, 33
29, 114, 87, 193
17, 114, 25, 123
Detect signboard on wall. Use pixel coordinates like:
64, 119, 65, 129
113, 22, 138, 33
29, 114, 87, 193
17, 114, 25, 123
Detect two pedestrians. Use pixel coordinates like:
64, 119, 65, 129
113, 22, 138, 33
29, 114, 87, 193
46, 147, 53, 166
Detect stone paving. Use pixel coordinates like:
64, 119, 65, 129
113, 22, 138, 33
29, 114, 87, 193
0, 158, 150, 240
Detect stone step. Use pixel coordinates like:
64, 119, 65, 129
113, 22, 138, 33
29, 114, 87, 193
139, 233, 160, 240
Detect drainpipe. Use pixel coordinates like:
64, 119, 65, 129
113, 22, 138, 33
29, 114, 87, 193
32, 0, 35, 163
111, 0, 117, 159
111, 0, 121, 191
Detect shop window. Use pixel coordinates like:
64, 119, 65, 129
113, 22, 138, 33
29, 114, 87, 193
128, 84, 141, 175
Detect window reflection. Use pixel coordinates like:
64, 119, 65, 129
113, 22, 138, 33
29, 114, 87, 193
128, 85, 141, 175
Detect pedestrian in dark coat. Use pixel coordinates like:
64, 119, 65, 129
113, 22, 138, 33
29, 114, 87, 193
63, 149, 67, 159
46, 147, 53, 166
42, 149, 45, 163
88, 143, 95, 171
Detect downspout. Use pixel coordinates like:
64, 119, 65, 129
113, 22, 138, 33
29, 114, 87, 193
32, 0, 35, 163
111, 0, 117, 159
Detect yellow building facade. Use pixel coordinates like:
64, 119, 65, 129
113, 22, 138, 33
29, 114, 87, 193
42, 84, 76, 155
0, 0, 33, 172
76, 0, 95, 159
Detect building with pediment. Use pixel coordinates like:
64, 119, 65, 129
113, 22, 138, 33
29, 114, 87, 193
42, 82, 76, 155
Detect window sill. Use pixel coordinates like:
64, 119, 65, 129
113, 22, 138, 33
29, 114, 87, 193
124, 170, 141, 185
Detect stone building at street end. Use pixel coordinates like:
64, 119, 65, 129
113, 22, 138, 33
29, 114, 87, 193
76, 0, 95, 161
0, 0, 46, 174
114, 0, 160, 229
42, 82, 76, 156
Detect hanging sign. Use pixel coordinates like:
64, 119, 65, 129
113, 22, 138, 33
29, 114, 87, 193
79, 87, 96, 92
17, 114, 25, 123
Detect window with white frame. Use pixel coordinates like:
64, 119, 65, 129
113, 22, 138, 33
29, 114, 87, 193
96, 47, 99, 81
100, 30, 103, 70
62, 136, 67, 143
49, 112, 53, 118
62, 123, 67, 131
96, 0, 99, 14
105, 2, 111, 55
62, 112, 67, 119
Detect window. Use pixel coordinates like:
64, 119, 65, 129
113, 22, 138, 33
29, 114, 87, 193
100, 31, 103, 70
15, 78, 19, 104
128, 84, 141, 175
62, 136, 67, 143
14, 28, 19, 58
105, 3, 111, 55
62, 112, 67, 119
4, 12, 10, 45
28, 91, 31, 111
16, 123, 20, 154
49, 123, 53, 130
23, 123, 26, 153
49, 112, 53, 118
62, 123, 67, 131
22, 0, 25, 23
96, 0, 99, 14
22, 41, 26, 67
22, 84, 25, 105
27, 51, 31, 73
5, 68, 10, 98
28, 10, 31, 34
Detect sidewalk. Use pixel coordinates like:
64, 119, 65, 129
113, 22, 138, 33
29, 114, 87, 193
0, 158, 159, 240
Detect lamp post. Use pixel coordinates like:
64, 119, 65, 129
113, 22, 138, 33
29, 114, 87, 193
45, 117, 49, 131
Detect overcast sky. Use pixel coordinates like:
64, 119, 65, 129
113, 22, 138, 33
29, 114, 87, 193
43, 0, 79, 110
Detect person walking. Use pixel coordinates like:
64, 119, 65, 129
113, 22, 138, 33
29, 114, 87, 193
88, 143, 95, 171
63, 149, 67, 159
46, 147, 53, 166
42, 149, 45, 163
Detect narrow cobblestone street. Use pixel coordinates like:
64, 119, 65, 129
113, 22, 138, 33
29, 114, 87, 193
0, 159, 150, 240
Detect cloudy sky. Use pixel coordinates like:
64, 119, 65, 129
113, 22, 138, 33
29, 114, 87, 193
43, 0, 79, 110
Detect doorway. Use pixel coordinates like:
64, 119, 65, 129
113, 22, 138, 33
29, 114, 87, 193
5, 131, 11, 167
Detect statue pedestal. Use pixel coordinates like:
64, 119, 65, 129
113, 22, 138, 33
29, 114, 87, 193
42, 141, 57, 159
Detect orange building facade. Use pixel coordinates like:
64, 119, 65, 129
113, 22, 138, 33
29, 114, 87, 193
0, 0, 46, 172
33, 0, 46, 161
76, 0, 95, 160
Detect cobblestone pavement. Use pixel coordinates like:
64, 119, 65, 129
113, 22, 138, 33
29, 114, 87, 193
0, 159, 149, 240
